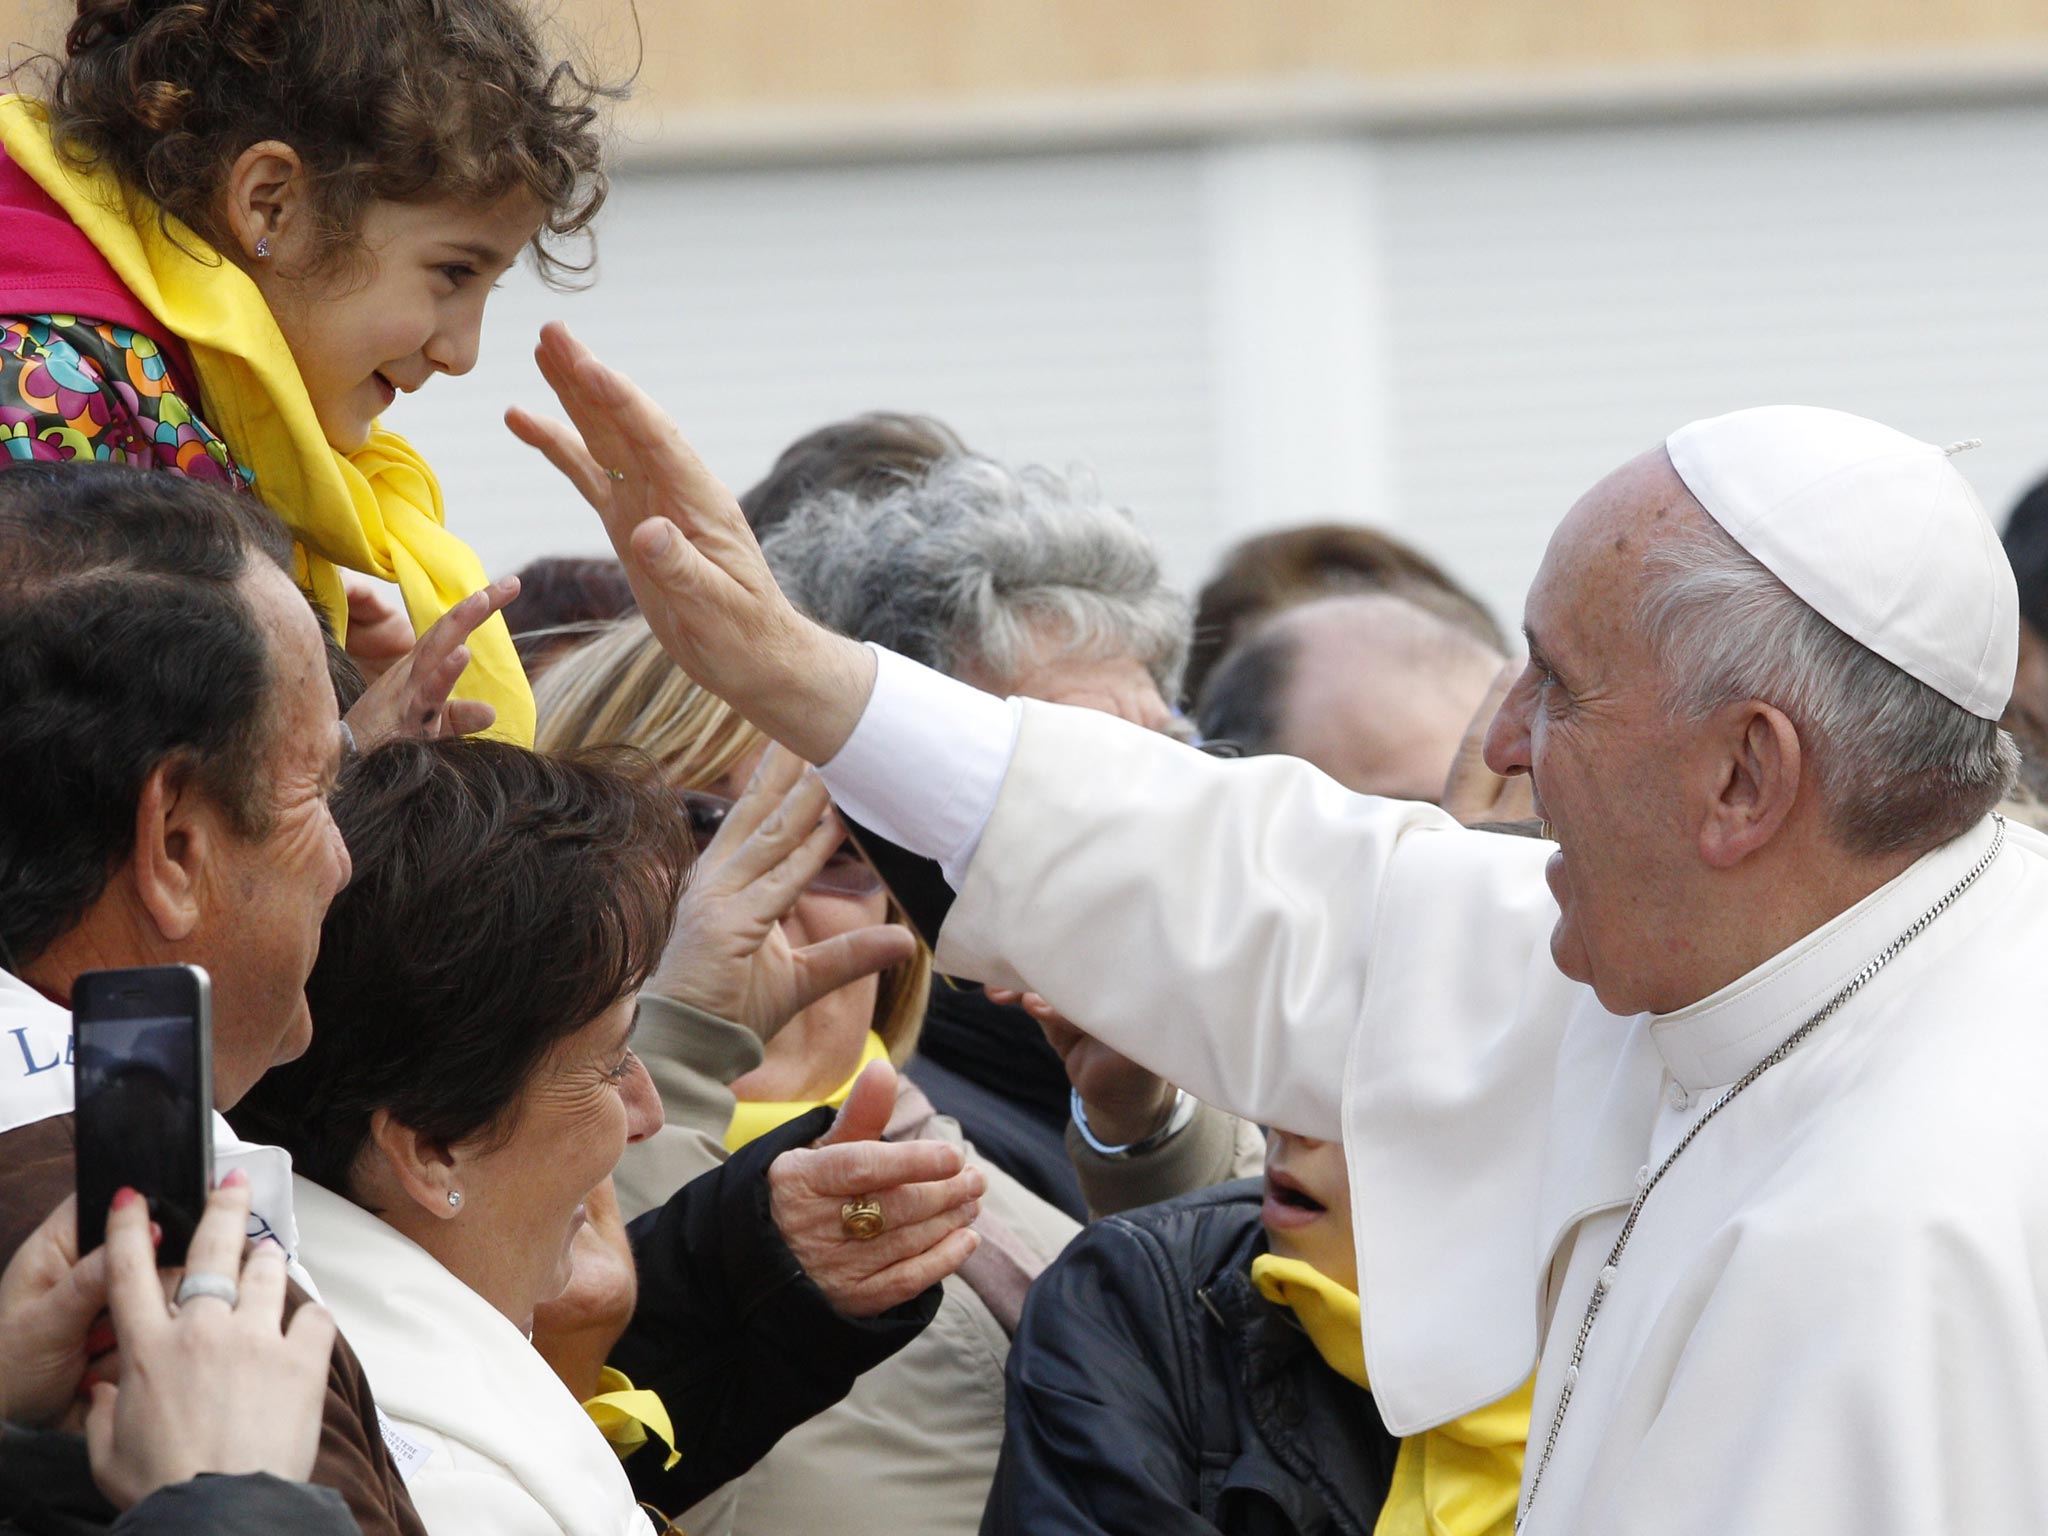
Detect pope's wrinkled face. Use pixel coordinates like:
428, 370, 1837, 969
1483, 448, 1705, 1017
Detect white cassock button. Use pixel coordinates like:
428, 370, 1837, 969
1597, 1264, 1618, 1292
1667, 1081, 1691, 1111
1635, 1164, 1651, 1190
1564, 1364, 1580, 1388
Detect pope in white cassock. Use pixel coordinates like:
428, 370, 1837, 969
509, 326, 2048, 1535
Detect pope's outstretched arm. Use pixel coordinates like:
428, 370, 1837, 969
509, 326, 1558, 1142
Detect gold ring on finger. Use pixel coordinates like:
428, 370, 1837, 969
604, 466, 627, 483
840, 1196, 886, 1241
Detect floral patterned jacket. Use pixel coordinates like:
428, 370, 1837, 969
0, 313, 247, 484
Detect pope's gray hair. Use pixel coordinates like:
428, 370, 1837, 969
1638, 516, 2017, 857
761, 455, 1190, 697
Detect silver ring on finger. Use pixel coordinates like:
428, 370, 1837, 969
173, 1271, 240, 1309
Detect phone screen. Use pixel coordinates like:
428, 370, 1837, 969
73, 966, 214, 1264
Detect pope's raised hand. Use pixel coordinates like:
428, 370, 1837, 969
506, 324, 876, 765
765, 1061, 982, 1318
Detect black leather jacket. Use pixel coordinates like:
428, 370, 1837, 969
984, 1180, 1400, 1536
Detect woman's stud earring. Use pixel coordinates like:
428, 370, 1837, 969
447, 1190, 462, 1209
254, 235, 270, 259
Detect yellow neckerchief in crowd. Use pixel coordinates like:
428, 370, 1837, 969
1251, 1253, 1533, 1536
583, 1365, 681, 1471
0, 95, 534, 744
724, 1030, 889, 1151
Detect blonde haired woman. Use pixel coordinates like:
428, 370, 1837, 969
537, 615, 1079, 1536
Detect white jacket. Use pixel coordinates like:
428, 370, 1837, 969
290, 1175, 655, 1536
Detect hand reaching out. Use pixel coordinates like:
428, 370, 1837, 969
339, 573, 418, 681
505, 323, 876, 765
990, 988, 1180, 1146
767, 1061, 982, 1318
649, 744, 916, 1042
1439, 660, 1539, 827
343, 576, 520, 751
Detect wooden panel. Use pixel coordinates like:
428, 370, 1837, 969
7, 0, 2048, 119
569, 0, 2048, 111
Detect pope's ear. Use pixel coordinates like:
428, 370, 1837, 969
1698, 700, 1802, 869
366, 1108, 463, 1221
130, 757, 216, 944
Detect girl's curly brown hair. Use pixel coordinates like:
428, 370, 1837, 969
27, 0, 622, 286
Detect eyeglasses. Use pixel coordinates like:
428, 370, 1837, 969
678, 790, 885, 899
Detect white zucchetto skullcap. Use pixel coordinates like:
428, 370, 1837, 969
1665, 405, 2017, 720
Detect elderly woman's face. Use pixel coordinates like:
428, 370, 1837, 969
445, 994, 661, 1329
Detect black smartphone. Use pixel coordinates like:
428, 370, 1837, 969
841, 814, 956, 953
72, 965, 214, 1264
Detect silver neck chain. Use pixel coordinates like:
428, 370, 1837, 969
1515, 815, 2007, 1531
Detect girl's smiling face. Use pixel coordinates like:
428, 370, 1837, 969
245, 177, 542, 452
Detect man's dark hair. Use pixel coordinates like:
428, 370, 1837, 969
1186, 522, 1502, 702
1194, 623, 1298, 757
739, 411, 968, 535
229, 738, 691, 1196
0, 463, 294, 967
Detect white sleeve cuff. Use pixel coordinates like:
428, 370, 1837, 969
818, 643, 1022, 888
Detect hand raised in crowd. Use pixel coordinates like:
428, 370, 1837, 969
339, 572, 419, 681
508, 323, 874, 765
650, 743, 918, 1043
531, 1176, 638, 1404
1438, 659, 1540, 827
0, 1194, 110, 1428
992, 988, 1182, 1146
342, 575, 521, 752
85, 1176, 336, 1510
768, 1060, 983, 1318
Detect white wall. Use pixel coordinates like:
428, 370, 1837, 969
397, 148, 1220, 585
397, 97, 2048, 642
1376, 99, 2048, 629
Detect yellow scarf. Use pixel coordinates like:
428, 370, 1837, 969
724, 1031, 889, 1151
0, 95, 533, 744
583, 1365, 681, 1472
1251, 1254, 1533, 1536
